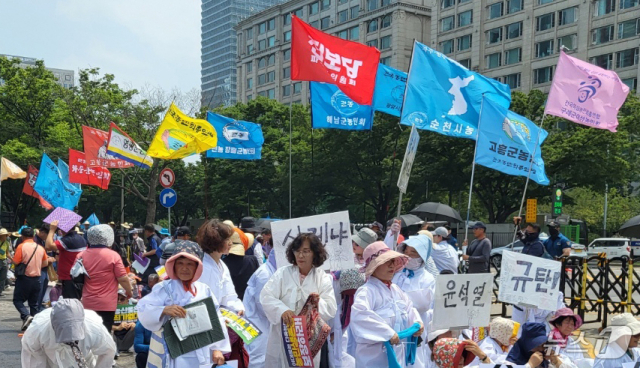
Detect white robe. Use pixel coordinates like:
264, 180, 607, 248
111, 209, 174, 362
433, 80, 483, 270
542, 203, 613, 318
350, 277, 423, 368
468, 337, 510, 366
593, 342, 640, 368
431, 241, 460, 273
512, 292, 566, 336
505, 354, 579, 368
260, 265, 337, 368
200, 253, 245, 312
21, 308, 116, 368
393, 267, 435, 368
243, 261, 276, 368
136, 279, 231, 368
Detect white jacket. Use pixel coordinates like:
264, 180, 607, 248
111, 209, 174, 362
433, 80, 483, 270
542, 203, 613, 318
468, 336, 510, 366
393, 266, 435, 368
136, 279, 231, 368
200, 253, 245, 312
260, 265, 337, 368
350, 277, 423, 368
21, 308, 116, 368
431, 241, 460, 273
243, 261, 276, 368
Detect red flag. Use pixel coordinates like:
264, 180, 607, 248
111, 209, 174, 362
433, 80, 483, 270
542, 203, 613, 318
68, 149, 112, 190
82, 126, 134, 169
291, 15, 380, 105
22, 165, 53, 210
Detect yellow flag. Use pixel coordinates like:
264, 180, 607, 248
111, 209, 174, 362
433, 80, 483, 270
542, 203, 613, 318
1, 157, 26, 181
147, 103, 218, 159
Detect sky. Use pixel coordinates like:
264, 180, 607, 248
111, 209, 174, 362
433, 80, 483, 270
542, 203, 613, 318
0, 0, 201, 93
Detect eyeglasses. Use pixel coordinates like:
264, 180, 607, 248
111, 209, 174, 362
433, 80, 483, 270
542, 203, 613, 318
294, 249, 313, 257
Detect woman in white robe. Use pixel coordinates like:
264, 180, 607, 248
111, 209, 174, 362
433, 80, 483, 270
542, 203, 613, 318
350, 241, 424, 368
468, 317, 518, 366
505, 322, 577, 368
243, 249, 277, 368
593, 313, 640, 368
198, 220, 245, 313
392, 234, 436, 368
137, 241, 231, 368
260, 233, 337, 368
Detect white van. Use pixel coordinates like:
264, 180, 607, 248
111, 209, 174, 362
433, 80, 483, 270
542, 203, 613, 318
587, 238, 631, 258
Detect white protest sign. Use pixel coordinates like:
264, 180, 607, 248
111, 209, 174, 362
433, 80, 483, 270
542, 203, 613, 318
272, 211, 355, 271
397, 124, 420, 194
498, 250, 562, 310
432, 273, 493, 330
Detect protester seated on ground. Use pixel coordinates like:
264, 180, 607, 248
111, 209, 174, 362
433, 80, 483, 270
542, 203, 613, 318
134, 320, 152, 368
21, 298, 117, 367
506, 322, 578, 368
548, 308, 585, 362
593, 313, 640, 368
468, 317, 519, 366
432, 338, 486, 368
141, 273, 159, 298
112, 289, 136, 358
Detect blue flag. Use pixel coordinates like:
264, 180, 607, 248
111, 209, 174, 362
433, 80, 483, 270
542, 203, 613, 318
34, 153, 83, 210
205, 111, 264, 160
400, 41, 511, 139
476, 98, 550, 185
85, 213, 100, 227
372, 64, 407, 117
310, 82, 374, 130
57, 158, 81, 191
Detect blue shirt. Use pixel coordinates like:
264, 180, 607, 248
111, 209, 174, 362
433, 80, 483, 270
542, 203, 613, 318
543, 233, 571, 258
134, 321, 152, 353
521, 238, 545, 258
447, 236, 458, 250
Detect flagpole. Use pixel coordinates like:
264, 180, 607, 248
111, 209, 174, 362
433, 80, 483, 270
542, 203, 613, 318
0, 156, 3, 225
288, 79, 293, 219
464, 96, 485, 244
510, 113, 548, 247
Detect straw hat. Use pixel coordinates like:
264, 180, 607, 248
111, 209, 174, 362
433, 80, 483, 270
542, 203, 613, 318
361, 241, 408, 277
0, 228, 8, 236
228, 230, 246, 256
418, 230, 434, 242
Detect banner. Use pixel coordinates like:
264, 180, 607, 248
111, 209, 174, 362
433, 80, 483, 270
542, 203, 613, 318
34, 153, 83, 210
432, 273, 493, 330
397, 125, 420, 194
22, 165, 53, 210
372, 64, 407, 117
498, 250, 562, 310
0, 157, 26, 181
271, 211, 354, 272
310, 82, 374, 130
107, 122, 154, 168
220, 307, 262, 345
43, 207, 82, 233
148, 103, 218, 159
281, 315, 313, 368
204, 112, 264, 160
114, 304, 138, 324
401, 41, 511, 139
476, 98, 550, 185
68, 149, 111, 190
85, 213, 100, 227
291, 15, 380, 105
545, 50, 630, 132
82, 126, 134, 168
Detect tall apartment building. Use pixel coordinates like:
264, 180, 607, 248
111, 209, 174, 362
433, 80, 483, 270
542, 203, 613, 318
234, 0, 432, 104
430, 0, 639, 93
0, 54, 75, 88
201, 0, 289, 109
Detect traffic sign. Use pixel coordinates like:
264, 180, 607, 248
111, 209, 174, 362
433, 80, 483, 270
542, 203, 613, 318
553, 188, 563, 216
160, 188, 177, 208
159, 168, 175, 188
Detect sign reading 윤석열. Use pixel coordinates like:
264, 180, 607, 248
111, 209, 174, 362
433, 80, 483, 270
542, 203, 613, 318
432, 273, 493, 330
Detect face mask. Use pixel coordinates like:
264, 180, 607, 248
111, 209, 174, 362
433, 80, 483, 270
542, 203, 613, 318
405, 257, 423, 270
549, 228, 559, 237
524, 231, 538, 242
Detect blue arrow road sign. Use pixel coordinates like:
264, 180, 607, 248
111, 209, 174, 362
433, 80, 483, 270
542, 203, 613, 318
160, 188, 177, 208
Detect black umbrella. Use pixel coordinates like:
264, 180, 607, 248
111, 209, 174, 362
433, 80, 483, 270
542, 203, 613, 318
388, 214, 423, 229
619, 215, 640, 238
256, 218, 281, 231
409, 202, 463, 224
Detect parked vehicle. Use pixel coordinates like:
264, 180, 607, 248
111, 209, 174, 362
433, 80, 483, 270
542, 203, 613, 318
586, 238, 631, 258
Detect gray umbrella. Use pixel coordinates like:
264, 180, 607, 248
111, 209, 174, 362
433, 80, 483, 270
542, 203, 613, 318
387, 214, 423, 229
619, 215, 640, 238
409, 202, 463, 224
